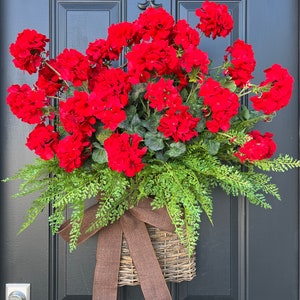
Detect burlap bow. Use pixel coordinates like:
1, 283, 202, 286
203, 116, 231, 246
58, 198, 175, 300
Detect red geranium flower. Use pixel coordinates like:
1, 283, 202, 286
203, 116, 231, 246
134, 7, 174, 41
107, 21, 138, 54
104, 132, 147, 177
180, 45, 210, 75
224, 39, 256, 87
26, 124, 59, 160
171, 19, 200, 50
144, 78, 182, 111
56, 133, 92, 172
158, 105, 200, 142
86, 38, 119, 65
126, 40, 179, 83
59, 91, 96, 136
250, 64, 294, 114
89, 68, 131, 130
234, 130, 277, 163
36, 59, 65, 96
56, 48, 90, 86
6, 84, 48, 124
196, 0, 234, 39
199, 78, 239, 133
9, 29, 49, 74
87, 64, 109, 91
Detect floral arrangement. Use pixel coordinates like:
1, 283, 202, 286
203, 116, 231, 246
5, 0, 300, 255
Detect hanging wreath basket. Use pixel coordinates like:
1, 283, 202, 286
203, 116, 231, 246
118, 225, 196, 286
4, 0, 300, 299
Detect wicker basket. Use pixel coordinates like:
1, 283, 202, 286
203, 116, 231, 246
118, 225, 196, 286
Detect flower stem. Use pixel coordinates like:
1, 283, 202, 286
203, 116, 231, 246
44, 61, 70, 88
186, 83, 199, 103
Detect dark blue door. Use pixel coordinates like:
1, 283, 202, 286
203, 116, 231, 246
1, 1, 299, 299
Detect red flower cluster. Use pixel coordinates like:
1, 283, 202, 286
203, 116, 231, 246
36, 59, 64, 96
56, 49, 90, 87
172, 20, 200, 50
86, 38, 118, 66
107, 22, 137, 54
26, 124, 59, 160
145, 78, 182, 111
56, 134, 92, 172
127, 40, 179, 83
7, 2, 294, 177
196, 0, 234, 39
134, 7, 174, 41
180, 46, 209, 74
234, 131, 277, 163
59, 91, 96, 136
89, 68, 131, 130
250, 64, 294, 114
9, 29, 49, 74
158, 106, 200, 142
224, 39, 256, 87
199, 78, 239, 133
104, 133, 147, 177
6, 84, 48, 124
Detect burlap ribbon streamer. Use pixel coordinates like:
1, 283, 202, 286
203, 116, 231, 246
58, 198, 175, 300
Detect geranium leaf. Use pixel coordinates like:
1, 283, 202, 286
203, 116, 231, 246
131, 114, 142, 127
155, 151, 168, 161
196, 118, 206, 132
240, 105, 250, 120
220, 78, 237, 92
141, 114, 161, 131
207, 140, 220, 155
130, 83, 146, 101
92, 147, 108, 164
95, 127, 112, 144
166, 142, 186, 157
119, 106, 138, 131
144, 132, 165, 151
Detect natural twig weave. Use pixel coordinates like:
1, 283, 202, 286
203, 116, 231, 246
118, 225, 196, 286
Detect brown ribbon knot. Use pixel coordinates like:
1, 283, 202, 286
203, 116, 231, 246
58, 198, 175, 300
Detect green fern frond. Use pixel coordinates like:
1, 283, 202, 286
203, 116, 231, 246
247, 172, 281, 200
231, 112, 271, 133
86, 168, 131, 232
69, 198, 85, 251
48, 210, 65, 235
5, 133, 299, 254
254, 154, 300, 172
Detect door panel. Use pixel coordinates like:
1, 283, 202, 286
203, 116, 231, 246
0, 0, 299, 299
247, 1, 299, 299
1, 1, 50, 299
55, 1, 121, 53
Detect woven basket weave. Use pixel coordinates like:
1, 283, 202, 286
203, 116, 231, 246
118, 225, 196, 286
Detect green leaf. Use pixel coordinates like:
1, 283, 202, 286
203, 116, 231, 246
180, 88, 189, 100
155, 151, 168, 161
119, 106, 146, 135
92, 146, 108, 164
207, 140, 220, 155
239, 105, 250, 120
144, 132, 165, 151
130, 83, 146, 101
219, 78, 237, 92
119, 105, 137, 131
196, 118, 206, 132
131, 113, 142, 127
166, 142, 186, 157
95, 127, 112, 144
141, 113, 161, 132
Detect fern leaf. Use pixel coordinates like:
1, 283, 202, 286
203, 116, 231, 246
254, 154, 300, 172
